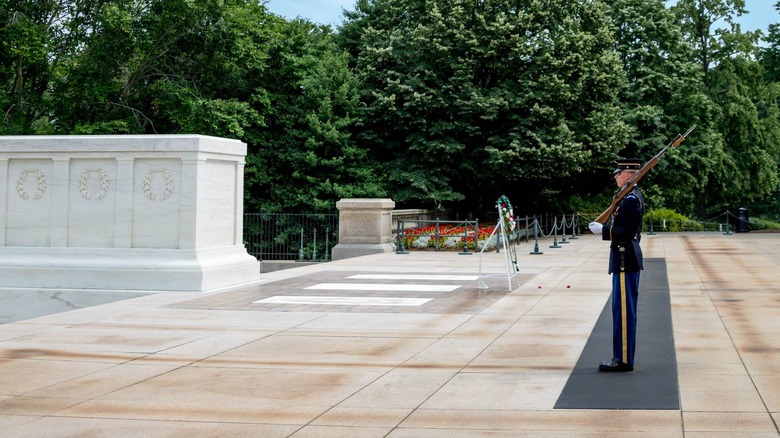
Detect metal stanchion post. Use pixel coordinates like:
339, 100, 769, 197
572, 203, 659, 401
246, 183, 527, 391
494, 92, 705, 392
569, 214, 579, 239
397, 219, 409, 254
723, 212, 732, 235
648, 210, 656, 235
324, 228, 330, 261
459, 220, 472, 255
298, 227, 305, 260
560, 215, 569, 244
312, 228, 317, 261
435, 218, 441, 252
550, 217, 561, 248
525, 217, 530, 243
530, 220, 543, 255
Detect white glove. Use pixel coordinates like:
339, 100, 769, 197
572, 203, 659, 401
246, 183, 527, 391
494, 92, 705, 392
589, 222, 603, 235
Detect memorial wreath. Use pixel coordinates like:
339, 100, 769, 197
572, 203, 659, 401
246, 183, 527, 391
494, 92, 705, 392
496, 195, 516, 233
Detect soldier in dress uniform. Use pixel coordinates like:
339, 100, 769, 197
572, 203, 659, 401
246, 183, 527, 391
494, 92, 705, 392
588, 159, 645, 372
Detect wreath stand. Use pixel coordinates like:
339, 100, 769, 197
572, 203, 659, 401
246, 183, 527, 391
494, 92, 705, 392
477, 202, 520, 291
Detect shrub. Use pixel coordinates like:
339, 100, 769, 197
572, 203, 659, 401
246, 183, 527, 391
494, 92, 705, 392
644, 208, 703, 232
749, 217, 780, 230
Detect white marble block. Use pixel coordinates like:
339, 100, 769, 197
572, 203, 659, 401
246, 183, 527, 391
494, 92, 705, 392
331, 198, 396, 260
0, 135, 260, 292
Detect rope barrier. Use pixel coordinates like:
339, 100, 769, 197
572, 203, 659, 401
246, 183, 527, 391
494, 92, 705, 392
394, 210, 740, 256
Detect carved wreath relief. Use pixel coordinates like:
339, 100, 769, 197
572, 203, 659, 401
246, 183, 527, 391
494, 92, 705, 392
13, 167, 175, 202
143, 169, 174, 201
16, 169, 47, 200
79, 168, 109, 200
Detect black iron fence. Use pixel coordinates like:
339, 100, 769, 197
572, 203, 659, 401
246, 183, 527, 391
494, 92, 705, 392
244, 212, 338, 261
242, 208, 745, 262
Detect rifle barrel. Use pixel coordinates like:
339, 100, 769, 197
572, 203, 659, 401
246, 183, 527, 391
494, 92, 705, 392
592, 125, 696, 224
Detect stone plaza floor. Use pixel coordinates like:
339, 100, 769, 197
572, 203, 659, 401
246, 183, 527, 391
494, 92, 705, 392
0, 232, 778, 437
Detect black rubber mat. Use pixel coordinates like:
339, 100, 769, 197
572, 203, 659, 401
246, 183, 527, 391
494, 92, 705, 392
554, 258, 679, 410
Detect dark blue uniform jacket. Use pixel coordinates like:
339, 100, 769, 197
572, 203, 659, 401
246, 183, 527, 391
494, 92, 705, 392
602, 187, 645, 274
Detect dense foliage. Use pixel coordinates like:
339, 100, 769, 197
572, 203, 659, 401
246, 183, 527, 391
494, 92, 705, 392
1, 0, 778, 219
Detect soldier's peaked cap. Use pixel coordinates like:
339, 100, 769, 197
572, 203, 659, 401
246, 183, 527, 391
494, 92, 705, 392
613, 158, 642, 175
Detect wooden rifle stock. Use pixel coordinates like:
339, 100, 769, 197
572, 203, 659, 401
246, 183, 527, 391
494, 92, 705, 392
594, 125, 696, 225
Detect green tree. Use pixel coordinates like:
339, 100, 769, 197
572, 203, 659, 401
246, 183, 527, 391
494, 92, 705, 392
343, 0, 628, 213
245, 19, 386, 212
756, 1, 780, 219
672, 0, 780, 217
607, 0, 712, 214
4, 0, 381, 213
761, 2, 780, 82
0, 0, 97, 133
50, 0, 267, 136
706, 58, 780, 210
671, 0, 756, 81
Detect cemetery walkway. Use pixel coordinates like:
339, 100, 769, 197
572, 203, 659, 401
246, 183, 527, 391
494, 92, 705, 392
0, 233, 778, 437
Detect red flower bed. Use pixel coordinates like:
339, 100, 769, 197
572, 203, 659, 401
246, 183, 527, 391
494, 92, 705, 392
400, 224, 498, 250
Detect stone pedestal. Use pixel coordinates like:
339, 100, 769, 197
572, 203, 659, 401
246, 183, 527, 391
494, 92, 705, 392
331, 198, 395, 260
0, 135, 260, 292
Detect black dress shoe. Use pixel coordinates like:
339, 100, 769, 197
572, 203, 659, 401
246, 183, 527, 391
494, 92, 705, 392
598, 358, 633, 372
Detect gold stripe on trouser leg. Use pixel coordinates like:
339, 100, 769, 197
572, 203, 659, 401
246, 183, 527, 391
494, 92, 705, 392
620, 272, 628, 361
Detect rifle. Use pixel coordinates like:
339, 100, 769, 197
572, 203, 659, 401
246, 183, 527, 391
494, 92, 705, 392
593, 125, 696, 224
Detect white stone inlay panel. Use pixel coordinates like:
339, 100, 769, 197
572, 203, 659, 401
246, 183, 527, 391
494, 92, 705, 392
305, 283, 459, 292
132, 159, 181, 249
68, 159, 117, 247
348, 274, 479, 281
199, 159, 236, 247
254, 296, 433, 306
6, 159, 52, 246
